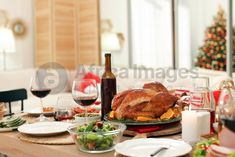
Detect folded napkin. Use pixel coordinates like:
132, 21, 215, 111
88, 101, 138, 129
175, 89, 222, 106
127, 122, 179, 133
175, 89, 190, 97
127, 125, 163, 133
79, 72, 101, 92
83, 72, 100, 83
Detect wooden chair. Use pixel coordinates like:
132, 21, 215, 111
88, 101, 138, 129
0, 88, 27, 115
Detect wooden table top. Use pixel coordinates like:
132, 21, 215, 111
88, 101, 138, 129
0, 131, 113, 157
0, 130, 188, 157
0, 114, 191, 157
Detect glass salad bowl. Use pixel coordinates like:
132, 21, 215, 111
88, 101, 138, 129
68, 121, 126, 153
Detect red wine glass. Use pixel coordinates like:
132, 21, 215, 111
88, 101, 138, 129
72, 79, 98, 123
30, 74, 51, 121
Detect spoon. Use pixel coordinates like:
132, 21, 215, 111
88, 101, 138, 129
150, 144, 170, 157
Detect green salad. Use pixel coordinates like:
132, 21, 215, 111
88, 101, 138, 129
76, 121, 117, 151
0, 116, 26, 128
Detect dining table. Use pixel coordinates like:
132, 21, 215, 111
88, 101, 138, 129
0, 130, 114, 157
0, 111, 195, 157
0, 128, 191, 157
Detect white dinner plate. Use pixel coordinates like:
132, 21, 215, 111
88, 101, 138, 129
115, 138, 192, 157
24, 107, 54, 116
18, 122, 72, 136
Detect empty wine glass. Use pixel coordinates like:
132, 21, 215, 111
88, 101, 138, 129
72, 79, 98, 123
54, 96, 75, 121
190, 77, 216, 133
190, 77, 211, 110
30, 73, 51, 121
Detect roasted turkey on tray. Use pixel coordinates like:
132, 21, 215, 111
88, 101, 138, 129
110, 82, 180, 121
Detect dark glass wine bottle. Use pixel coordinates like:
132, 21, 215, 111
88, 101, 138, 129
101, 53, 116, 120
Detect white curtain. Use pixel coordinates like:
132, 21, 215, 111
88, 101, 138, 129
130, 0, 173, 68
178, 2, 191, 68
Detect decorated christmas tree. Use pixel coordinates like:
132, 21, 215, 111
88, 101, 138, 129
195, 7, 235, 71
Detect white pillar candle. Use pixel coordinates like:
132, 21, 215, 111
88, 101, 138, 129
197, 111, 210, 135
182, 110, 210, 144
182, 110, 199, 143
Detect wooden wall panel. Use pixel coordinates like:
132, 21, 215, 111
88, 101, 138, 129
34, 0, 101, 69
52, 0, 77, 69
77, 0, 101, 65
34, 0, 52, 67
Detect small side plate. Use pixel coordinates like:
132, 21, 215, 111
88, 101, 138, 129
18, 122, 72, 136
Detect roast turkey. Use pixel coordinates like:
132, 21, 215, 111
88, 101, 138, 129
111, 82, 178, 120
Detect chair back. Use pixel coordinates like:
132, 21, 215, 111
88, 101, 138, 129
0, 88, 27, 115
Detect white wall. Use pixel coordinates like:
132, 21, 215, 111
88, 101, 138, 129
0, 0, 34, 70
99, 0, 129, 68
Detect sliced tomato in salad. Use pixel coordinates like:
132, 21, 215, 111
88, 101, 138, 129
73, 106, 100, 114
94, 101, 101, 105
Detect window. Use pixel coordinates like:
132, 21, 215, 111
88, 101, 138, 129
130, 0, 173, 68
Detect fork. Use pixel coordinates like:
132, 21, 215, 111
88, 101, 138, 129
150, 144, 170, 157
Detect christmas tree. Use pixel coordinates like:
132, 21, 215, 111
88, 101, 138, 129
195, 6, 235, 71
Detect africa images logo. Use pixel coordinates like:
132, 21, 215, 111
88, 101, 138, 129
36, 62, 68, 94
